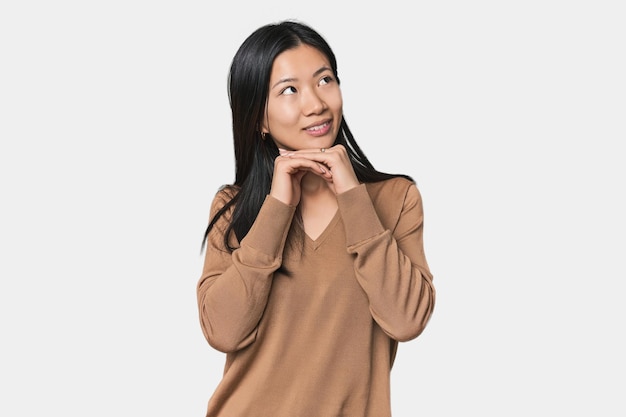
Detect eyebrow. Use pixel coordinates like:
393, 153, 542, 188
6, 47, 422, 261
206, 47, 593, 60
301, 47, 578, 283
271, 66, 332, 90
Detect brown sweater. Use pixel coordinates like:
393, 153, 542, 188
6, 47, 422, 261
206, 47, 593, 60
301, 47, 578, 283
197, 177, 435, 417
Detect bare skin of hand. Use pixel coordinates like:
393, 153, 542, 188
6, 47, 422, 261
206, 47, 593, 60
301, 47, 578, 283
270, 144, 360, 206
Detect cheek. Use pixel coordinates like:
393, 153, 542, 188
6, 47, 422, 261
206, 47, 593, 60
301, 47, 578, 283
331, 100, 343, 122
268, 101, 299, 127
328, 90, 343, 112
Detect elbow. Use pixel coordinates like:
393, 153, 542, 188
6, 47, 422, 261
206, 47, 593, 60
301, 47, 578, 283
206, 336, 243, 354
389, 312, 435, 342
375, 311, 432, 342
389, 265, 436, 342
203, 328, 237, 353
383, 290, 436, 342
200, 316, 257, 353
391, 316, 431, 342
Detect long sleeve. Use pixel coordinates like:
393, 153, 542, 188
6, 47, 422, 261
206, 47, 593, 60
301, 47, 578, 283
337, 181, 436, 342
197, 191, 296, 353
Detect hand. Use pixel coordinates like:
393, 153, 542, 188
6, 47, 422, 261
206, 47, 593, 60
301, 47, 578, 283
269, 148, 332, 206
314, 144, 361, 194
271, 145, 359, 205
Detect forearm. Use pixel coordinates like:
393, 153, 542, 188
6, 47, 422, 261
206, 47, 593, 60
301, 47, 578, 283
198, 247, 281, 352
197, 195, 295, 352
338, 183, 436, 341
348, 230, 435, 341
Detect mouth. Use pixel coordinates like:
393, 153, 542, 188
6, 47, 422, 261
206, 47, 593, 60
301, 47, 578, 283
304, 120, 332, 136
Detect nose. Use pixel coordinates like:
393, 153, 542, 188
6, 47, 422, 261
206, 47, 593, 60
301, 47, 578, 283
301, 88, 326, 115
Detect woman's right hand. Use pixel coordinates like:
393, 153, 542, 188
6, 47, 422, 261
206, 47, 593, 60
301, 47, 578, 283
269, 149, 331, 206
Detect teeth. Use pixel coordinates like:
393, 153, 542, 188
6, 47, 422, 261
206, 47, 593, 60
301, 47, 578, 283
307, 122, 327, 131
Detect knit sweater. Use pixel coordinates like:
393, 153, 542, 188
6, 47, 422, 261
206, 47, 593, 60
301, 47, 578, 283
197, 177, 435, 417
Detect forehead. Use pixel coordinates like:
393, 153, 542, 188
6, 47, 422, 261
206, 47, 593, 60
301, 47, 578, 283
270, 44, 331, 79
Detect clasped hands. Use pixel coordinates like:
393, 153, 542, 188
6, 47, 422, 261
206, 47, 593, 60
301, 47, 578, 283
270, 145, 360, 206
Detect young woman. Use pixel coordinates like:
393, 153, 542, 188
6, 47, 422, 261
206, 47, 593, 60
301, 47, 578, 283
197, 20, 435, 417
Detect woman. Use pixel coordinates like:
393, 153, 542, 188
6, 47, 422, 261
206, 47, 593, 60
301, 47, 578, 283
197, 20, 435, 417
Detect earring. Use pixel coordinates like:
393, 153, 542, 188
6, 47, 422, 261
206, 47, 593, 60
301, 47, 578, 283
261, 132, 267, 141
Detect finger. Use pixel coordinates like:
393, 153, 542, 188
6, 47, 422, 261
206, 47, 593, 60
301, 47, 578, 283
316, 162, 332, 177
276, 157, 328, 175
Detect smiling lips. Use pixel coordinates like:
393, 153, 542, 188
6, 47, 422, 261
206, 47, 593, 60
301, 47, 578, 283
304, 120, 332, 137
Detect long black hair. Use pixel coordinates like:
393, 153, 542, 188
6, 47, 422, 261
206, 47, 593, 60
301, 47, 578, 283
202, 20, 412, 252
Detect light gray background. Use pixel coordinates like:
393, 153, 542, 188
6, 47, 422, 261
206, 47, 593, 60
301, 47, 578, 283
1, 1, 624, 416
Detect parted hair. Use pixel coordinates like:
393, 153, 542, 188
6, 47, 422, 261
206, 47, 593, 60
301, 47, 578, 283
202, 20, 412, 252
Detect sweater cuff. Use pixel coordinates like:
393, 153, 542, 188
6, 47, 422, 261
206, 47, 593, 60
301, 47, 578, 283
241, 195, 296, 257
337, 184, 385, 246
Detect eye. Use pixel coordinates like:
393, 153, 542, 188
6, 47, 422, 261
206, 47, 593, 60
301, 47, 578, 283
280, 86, 297, 95
319, 75, 334, 86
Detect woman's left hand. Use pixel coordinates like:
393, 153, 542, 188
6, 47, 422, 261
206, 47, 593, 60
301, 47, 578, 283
279, 144, 360, 195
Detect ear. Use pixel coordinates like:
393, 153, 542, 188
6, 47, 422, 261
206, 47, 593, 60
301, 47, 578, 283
260, 120, 269, 134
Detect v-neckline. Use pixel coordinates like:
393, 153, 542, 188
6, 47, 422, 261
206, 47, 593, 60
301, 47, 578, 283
303, 209, 340, 249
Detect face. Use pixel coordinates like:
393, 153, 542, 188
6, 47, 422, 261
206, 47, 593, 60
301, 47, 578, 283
261, 44, 343, 151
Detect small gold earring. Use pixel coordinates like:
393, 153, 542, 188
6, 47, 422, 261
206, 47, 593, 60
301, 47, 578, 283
261, 132, 267, 141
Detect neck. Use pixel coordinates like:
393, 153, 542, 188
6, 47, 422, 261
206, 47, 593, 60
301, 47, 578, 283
298, 173, 338, 221
300, 172, 328, 196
